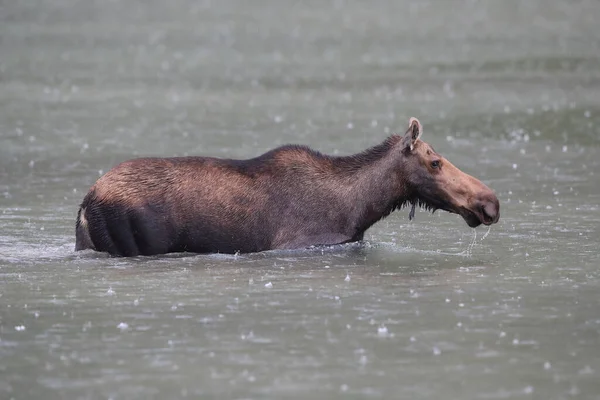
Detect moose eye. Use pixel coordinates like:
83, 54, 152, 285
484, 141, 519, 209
431, 160, 441, 169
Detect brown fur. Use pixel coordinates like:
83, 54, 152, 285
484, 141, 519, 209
75, 118, 500, 256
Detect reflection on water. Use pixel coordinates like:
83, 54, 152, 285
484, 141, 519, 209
1, 0, 600, 398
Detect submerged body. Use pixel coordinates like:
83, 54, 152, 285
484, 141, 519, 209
76, 118, 500, 256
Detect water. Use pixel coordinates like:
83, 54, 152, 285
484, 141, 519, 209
2, 0, 600, 398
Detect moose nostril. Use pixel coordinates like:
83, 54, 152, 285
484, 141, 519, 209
481, 201, 498, 222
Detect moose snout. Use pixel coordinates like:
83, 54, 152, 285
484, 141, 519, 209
477, 194, 500, 225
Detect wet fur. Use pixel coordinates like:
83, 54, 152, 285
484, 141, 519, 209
75, 121, 498, 256
76, 137, 422, 256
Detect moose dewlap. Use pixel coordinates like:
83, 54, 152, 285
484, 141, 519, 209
75, 117, 500, 257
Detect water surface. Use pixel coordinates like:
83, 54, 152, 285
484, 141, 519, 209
1, 0, 600, 398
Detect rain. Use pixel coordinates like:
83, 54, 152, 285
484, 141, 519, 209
1, 0, 600, 399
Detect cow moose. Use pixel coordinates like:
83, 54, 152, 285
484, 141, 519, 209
75, 117, 500, 256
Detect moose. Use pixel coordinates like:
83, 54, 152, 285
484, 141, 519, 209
75, 117, 500, 256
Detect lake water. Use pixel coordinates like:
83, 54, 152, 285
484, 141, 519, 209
1, 0, 600, 398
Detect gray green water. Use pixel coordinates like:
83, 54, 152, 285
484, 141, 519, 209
1, 0, 600, 399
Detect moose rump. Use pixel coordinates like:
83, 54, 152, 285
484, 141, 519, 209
75, 117, 500, 257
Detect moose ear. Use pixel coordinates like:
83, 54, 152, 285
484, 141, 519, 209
402, 117, 423, 152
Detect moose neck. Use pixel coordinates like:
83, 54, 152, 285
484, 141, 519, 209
329, 135, 410, 230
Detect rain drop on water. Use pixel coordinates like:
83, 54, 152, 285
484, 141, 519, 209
544, 361, 551, 370
377, 324, 389, 337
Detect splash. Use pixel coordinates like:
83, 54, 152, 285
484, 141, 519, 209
465, 229, 477, 258
480, 225, 492, 241
461, 225, 492, 257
